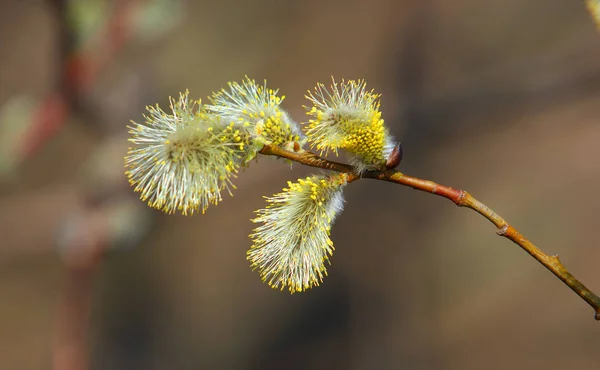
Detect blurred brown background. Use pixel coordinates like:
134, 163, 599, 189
1, 0, 600, 369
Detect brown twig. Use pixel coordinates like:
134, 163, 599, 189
259, 143, 600, 320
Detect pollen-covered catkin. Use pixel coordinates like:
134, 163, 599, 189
207, 76, 303, 150
125, 91, 249, 215
305, 79, 395, 173
248, 173, 348, 293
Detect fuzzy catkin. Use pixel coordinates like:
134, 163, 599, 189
248, 173, 348, 293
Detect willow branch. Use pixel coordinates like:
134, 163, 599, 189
259, 144, 356, 176
259, 144, 600, 320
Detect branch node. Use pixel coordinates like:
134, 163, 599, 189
552, 254, 561, 264
497, 224, 509, 236
454, 190, 467, 206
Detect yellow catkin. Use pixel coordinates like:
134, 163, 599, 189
208, 77, 302, 148
248, 173, 348, 293
125, 91, 250, 215
305, 79, 394, 172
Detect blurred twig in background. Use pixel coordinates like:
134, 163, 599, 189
0, 1, 176, 369
45, 1, 138, 370
25, 0, 137, 162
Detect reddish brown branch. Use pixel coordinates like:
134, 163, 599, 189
259, 144, 356, 175
261, 144, 600, 320
364, 170, 600, 320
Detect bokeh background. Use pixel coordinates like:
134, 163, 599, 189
1, 0, 600, 369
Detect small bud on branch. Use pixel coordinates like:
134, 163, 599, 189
385, 142, 403, 169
